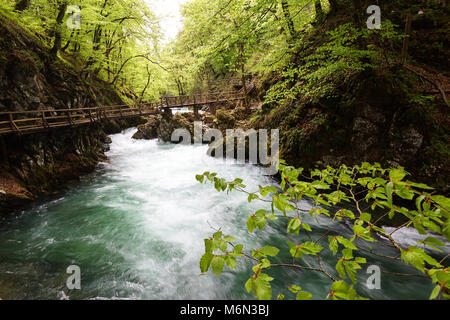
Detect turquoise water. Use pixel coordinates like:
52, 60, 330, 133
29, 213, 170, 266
0, 128, 447, 300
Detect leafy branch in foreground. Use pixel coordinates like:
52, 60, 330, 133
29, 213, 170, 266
196, 161, 450, 300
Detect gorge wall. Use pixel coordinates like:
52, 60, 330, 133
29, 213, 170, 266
0, 11, 144, 214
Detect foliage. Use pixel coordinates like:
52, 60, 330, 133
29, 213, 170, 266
170, 0, 329, 92
196, 162, 450, 300
2, 0, 170, 101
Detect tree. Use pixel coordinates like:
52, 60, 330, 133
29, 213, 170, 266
280, 0, 296, 38
50, 0, 68, 57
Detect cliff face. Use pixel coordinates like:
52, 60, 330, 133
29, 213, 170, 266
258, 72, 449, 192
0, 11, 144, 214
250, 3, 450, 193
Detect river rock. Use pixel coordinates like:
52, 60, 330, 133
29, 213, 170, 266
132, 115, 162, 140
215, 109, 236, 130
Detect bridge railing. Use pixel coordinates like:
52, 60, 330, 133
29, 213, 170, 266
0, 103, 158, 135
0, 90, 245, 135
161, 90, 245, 108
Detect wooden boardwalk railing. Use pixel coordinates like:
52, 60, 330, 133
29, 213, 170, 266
0, 103, 159, 135
0, 91, 245, 136
160, 91, 245, 109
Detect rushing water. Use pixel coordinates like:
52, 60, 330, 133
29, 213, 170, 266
0, 128, 447, 300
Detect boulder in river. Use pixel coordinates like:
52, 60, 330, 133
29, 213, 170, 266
132, 115, 162, 140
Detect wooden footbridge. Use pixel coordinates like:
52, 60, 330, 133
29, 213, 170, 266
0, 91, 245, 136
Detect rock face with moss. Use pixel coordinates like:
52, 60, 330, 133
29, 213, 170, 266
132, 115, 162, 140
134, 111, 219, 143
254, 69, 449, 193
0, 11, 143, 214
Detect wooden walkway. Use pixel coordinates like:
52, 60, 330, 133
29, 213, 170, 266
0, 91, 245, 135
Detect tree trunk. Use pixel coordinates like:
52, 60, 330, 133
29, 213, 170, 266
351, 0, 364, 25
314, 1, 324, 22
50, 1, 68, 57
401, 12, 412, 66
280, 0, 296, 38
239, 42, 249, 112
328, 0, 339, 13
139, 66, 151, 103
14, 0, 30, 11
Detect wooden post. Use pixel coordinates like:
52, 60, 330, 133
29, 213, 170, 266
88, 109, 94, 123
164, 107, 172, 116
9, 113, 20, 133
66, 111, 74, 126
41, 111, 49, 128
194, 105, 199, 118
210, 104, 217, 116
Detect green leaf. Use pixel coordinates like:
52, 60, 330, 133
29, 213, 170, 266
406, 181, 434, 190
385, 182, 394, 206
344, 261, 361, 284
353, 225, 374, 242
260, 259, 271, 269
255, 216, 267, 230
429, 285, 441, 300
247, 275, 273, 300
233, 244, 244, 256
204, 239, 213, 253
248, 193, 259, 203
401, 247, 442, 273
432, 195, 450, 211
390, 168, 407, 182
247, 216, 256, 233
420, 237, 445, 252
211, 256, 225, 276
260, 246, 280, 257
225, 255, 237, 269
330, 281, 368, 300
311, 181, 330, 190
200, 253, 213, 273
254, 246, 280, 258
329, 236, 338, 255
296, 291, 312, 300
336, 260, 345, 279
335, 209, 355, 220
302, 223, 312, 231
337, 236, 358, 250
288, 285, 302, 293
360, 213, 371, 223
287, 218, 301, 234
245, 278, 253, 293
274, 195, 290, 214
213, 231, 223, 240
223, 235, 236, 242
394, 183, 414, 200
255, 209, 266, 217
443, 218, 450, 242
298, 242, 324, 255
218, 240, 228, 253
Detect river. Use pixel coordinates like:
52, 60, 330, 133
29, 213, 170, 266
0, 128, 446, 300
